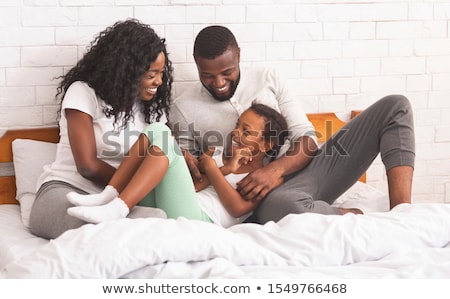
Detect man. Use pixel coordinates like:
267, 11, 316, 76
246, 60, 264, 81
169, 25, 415, 223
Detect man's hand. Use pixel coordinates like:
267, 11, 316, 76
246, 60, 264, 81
235, 136, 317, 202
236, 165, 284, 202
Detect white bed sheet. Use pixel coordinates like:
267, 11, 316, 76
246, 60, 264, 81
2, 203, 450, 279
0, 204, 47, 269
1, 182, 449, 279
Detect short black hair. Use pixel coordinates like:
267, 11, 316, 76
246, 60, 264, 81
193, 25, 239, 60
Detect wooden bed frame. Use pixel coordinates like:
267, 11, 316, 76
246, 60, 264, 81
0, 127, 60, 205
0, 112, 363, 205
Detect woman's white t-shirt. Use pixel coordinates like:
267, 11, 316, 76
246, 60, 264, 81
38, 81, 163, 194
196, 147, 252, 228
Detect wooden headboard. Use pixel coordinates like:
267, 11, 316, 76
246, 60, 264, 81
0, 111, 364, 205
306, 111, 365, 183
0, 127, 59, 205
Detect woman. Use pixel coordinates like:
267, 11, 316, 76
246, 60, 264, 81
67, 104, 289, 228
29, 19, 173, 239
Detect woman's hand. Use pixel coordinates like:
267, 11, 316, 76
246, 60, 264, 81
181, 149, 202, 181
192, 148, 215, 192
197, 147, 217, 173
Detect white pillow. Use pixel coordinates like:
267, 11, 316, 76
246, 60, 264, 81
12, 139, 57, 228
332, 181, 389, 214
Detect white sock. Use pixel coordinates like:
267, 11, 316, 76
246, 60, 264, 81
67, 185, 119, 206
67, 197, 129, 223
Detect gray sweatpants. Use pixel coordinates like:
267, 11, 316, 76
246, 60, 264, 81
29, 181, 89, 239
254, 95, 415, 223
29, 180, 168, 239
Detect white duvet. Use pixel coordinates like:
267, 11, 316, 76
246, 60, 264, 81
2, 203, 450, 279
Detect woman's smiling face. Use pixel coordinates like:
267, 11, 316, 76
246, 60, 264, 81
138, 51, 166, 101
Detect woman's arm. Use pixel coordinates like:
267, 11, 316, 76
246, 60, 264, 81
66, 109, 116, 187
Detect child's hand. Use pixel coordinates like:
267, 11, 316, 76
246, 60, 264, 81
227, 146, 252, 173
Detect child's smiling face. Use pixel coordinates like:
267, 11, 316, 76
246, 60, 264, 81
231, 109, 270, 156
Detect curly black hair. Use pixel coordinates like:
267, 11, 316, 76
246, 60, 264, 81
248, 103, 289, 159
55, 18, 173, 130
193, 25, 239, 60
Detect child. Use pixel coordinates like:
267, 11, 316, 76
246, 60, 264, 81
67, 103, 288, 227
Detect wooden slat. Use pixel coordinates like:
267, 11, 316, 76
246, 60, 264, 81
351, 110, 362, 119
349, 110, 365, 182
307, 112, 346, 144
0, 176, 18, 204
0, 127, 60, 163
307, 112, 366, 183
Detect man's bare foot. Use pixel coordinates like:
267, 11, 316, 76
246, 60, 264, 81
339, 208, 363, 215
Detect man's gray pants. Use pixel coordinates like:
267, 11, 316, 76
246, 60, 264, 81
254, 95, 415, 224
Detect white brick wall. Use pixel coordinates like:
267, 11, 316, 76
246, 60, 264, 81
1, 0, 449, 203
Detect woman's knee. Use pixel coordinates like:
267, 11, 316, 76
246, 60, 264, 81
144, 122, 171, 132
142, 122, 171, 143
142, 122, 181, 161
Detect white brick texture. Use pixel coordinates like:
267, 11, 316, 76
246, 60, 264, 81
0, 0, 449, 203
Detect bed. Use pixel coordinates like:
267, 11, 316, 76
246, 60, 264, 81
1, 113, 450, 279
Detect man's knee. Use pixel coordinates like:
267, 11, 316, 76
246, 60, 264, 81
379, 94, 411, 111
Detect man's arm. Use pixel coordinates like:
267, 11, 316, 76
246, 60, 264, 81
236, 135, 317, 202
